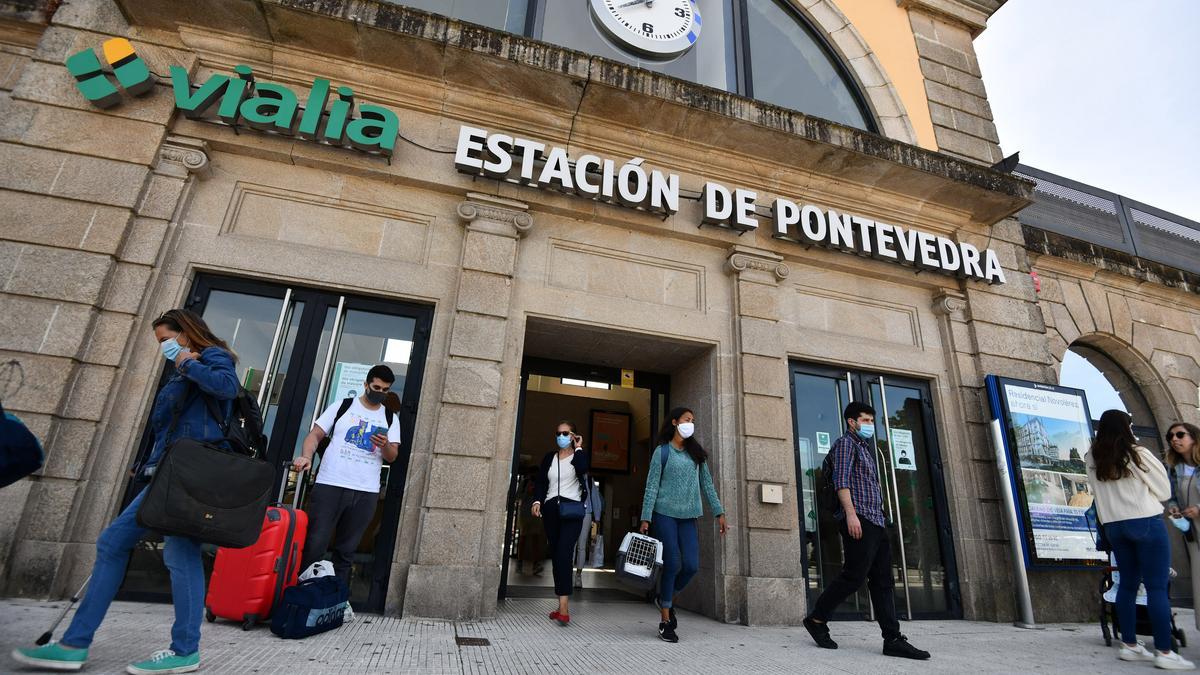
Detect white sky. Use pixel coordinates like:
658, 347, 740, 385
975, 1, 1200, 222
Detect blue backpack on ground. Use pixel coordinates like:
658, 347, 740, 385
269, 576, 350, 639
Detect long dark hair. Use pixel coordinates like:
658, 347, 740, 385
655, 406, 707, 464
152, 308, 236, 361
1090, 409, 1143, 481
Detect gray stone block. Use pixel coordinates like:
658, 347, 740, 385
431, 404, 498, 458
748, 529, 803, 578
455, 271, 512, 317
401, 563, 487, 620
422, 456, 491, 511
0, 189, 133, 255
461, 229, 517, 276
447, 312, 507, 362
744, 576, 805, 626
440, 357, 501, 408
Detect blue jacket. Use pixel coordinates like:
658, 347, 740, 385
146, 346, 239, 469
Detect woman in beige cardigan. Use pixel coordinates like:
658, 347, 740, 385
1165, 421, 1200, 631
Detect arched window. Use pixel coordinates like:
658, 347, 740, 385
741, 0, 873, 130
395, 1, 876, 132
1059, 343, 1161, 452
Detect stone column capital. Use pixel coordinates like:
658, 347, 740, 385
932, 290, 968, 319
726, 245, 790, 284
155, 136, 211, 179
457, 192, 533, 239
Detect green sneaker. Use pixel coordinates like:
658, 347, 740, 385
11, 642, 89, 671
125, 649, 199, 674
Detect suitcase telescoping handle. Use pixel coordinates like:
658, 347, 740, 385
278, 465, 307, 508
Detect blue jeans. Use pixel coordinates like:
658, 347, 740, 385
653, 514, 699, 609
1105, 515, 1172, 652
62, 487, 205, 656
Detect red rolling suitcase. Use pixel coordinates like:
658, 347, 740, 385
205, 504, 308, 630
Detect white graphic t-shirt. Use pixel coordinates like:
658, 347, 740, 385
313, 397, 401, 493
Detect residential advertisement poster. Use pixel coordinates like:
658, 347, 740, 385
987, 376, 1104, 567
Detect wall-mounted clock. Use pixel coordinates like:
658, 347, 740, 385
588, 0, 703, 60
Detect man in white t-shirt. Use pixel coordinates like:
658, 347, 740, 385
293, 365, 401, 584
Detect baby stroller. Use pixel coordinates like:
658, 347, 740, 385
1099, 553, 1187, 651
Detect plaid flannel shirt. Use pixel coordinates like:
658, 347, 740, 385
831, 430, 886, 527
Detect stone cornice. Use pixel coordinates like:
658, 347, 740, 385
113, 0, 1033, 227
897, 0, 1004, 36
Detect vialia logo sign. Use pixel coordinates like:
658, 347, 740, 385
66, 38, 400, 157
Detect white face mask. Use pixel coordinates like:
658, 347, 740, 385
677, 422, 695, 439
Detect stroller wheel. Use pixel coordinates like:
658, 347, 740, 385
1104, 636, 1112, 647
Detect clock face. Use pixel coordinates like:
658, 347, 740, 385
589, 0, 702, 60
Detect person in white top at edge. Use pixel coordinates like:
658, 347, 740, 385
531, 420, 590, 626
293, 365, 401, 587
1087, 409, 1194, 670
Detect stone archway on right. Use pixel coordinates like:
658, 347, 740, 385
1058, 337, 1165, 451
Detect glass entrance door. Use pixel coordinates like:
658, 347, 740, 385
119, 275, 432, 612
790, 362, 961, 619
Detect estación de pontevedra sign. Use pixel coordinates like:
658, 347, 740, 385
66, 39, 1007, 285
454, 126, 1008, 285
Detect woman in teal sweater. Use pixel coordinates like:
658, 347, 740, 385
639, 407, 728, 643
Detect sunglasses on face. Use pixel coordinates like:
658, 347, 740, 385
556, 432, 572, 437
1171, 431, 1192, 440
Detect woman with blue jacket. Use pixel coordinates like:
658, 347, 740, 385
531, 419, 590, 626
639, 407, 728, 644
14, 309, 239, 675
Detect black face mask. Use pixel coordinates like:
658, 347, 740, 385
365, 390, 387, 405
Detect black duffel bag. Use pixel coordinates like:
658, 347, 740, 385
136, 386, 273, 549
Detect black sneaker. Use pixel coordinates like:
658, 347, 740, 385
803, 616, 837, 649
883, 635, 930, 660
658, 622, 679, 643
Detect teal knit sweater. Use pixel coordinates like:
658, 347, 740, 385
641, 442, 724, 522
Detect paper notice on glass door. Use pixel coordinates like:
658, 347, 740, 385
891, 429, 917, 471
329, 362, 373, 405
816, 432, 831, 454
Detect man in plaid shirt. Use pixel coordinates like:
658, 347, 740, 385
802, 402, 929, 660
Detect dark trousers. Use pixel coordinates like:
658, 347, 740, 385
301, 483, 377, 585
810, 518, 902, 640
543, 498, 584, 597
1106, 515, 1173, 651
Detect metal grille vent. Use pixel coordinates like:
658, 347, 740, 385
1131, 208, 1200, 244
1014, 171, 1120, 214
455, 637, 490, 647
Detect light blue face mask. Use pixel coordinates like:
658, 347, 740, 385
556, 433, 572, 449
1172, 516, 1192, 534
160, 337, 182, 361
856, 423, 876, 440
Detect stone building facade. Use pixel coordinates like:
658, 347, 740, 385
0, 0, 1196, 627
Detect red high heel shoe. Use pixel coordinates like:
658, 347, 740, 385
549, 610, 570, 626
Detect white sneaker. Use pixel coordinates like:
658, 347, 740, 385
1154, 651, 1195, 670
1119, 643, 1156, 661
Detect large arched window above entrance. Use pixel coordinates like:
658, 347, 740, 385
1059, 343, 1161, 451
394, 1, 878, 132
741, 0, 874, 130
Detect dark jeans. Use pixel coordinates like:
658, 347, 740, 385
1106, 515, 1173, 651
543, 498, 584, 597
809, 518, 901, 640
301, 483, 377, 585
653, 514, 699, 609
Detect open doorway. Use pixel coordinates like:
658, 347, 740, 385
502, 357, 668, 600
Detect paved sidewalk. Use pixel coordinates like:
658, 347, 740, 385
1, 597, 1192, 674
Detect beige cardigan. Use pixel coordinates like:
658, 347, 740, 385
1085, 446, 1170, 523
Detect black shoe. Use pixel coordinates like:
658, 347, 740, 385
658, 622, 679, 643
803, 616, 837, 649
668, 607, 677, 630
883, 635, 930, 660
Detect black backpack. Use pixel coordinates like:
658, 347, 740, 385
818, 441, 855, 515
201, 387, 268, 457
316, 397, 395, 456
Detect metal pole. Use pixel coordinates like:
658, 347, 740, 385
990, 418, 1036, 628
294, 296, 347, 507
878, 377, 913, 620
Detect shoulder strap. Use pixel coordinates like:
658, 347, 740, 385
660, 444, 670, 469
385, 407, 395, 428
331, 397, 354, 429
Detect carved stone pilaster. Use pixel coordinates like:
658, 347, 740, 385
154, 136, 211, 179
933, 290, 968, 320
726, 245, 790, 284
457, 192, 533, 238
